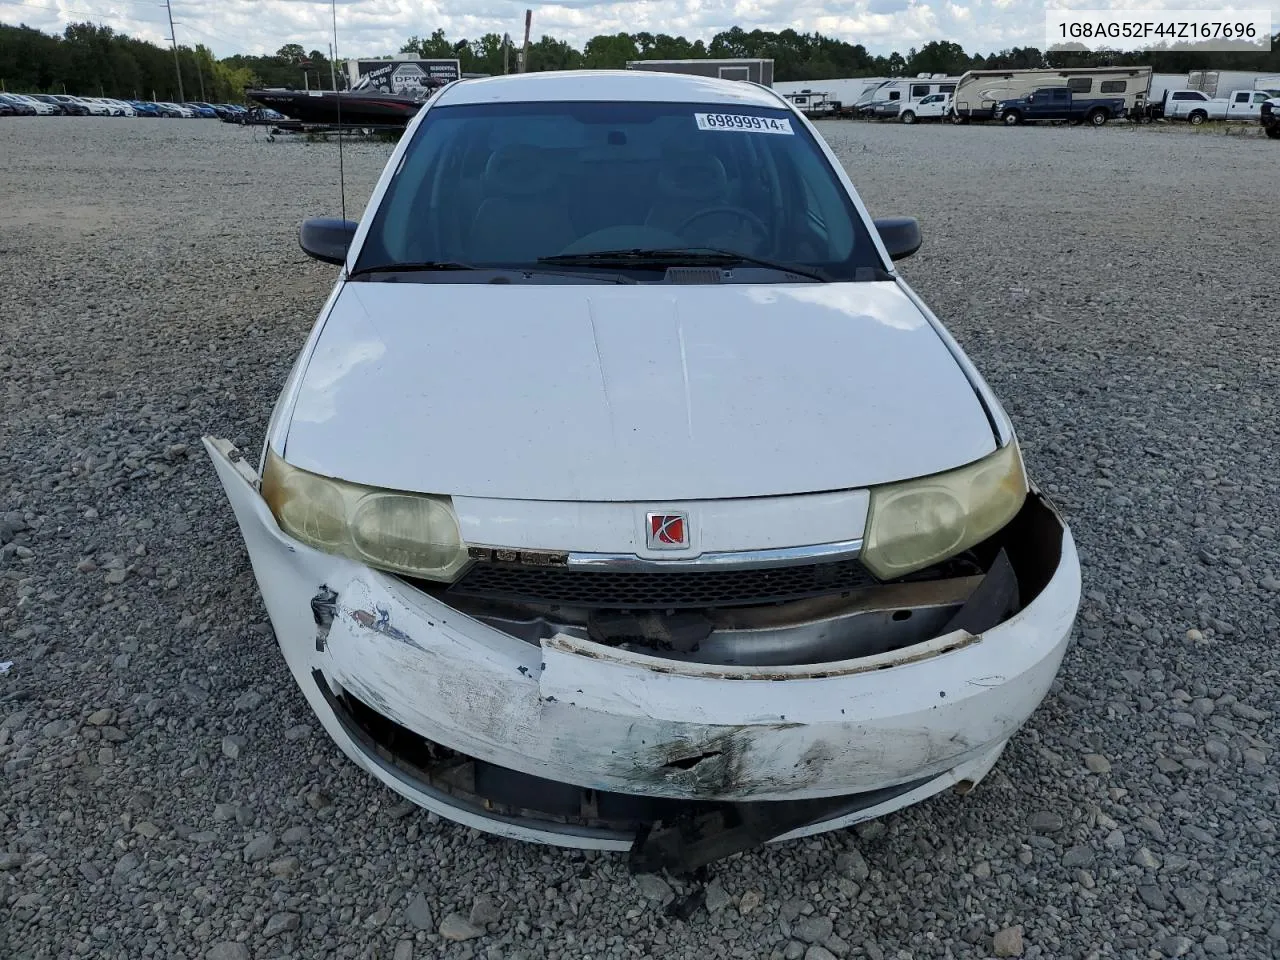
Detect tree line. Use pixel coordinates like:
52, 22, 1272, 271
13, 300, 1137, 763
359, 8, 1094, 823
3, 19, 1279, 103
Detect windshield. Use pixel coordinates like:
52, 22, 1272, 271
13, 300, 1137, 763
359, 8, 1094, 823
354, 99, 882, 281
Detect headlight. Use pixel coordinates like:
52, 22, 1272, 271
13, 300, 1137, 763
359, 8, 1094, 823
261, 450, 469, 581
860, 441, 1028, 580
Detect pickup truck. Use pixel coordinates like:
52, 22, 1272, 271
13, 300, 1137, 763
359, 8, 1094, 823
1164, 88, 1275, 124
898, 93, 952, 124
1263, 97, 1280, 139
992, 87, 1126, 126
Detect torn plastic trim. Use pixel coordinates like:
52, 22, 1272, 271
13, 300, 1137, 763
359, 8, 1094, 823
320, 669, 936, 870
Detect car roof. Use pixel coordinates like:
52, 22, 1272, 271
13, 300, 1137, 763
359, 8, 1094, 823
434, 69, 786, 109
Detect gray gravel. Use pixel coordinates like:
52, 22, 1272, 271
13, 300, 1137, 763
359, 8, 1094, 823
1, 116, 1277, 959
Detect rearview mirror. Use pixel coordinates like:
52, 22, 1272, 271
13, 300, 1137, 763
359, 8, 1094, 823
299, 217, 358, 265
874, 217, 922, 262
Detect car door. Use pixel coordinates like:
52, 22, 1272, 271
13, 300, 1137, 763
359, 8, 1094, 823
1227, 90, 1253, 119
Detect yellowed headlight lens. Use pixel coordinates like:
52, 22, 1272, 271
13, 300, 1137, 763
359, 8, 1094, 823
350, 493, 468, 578
261, 450, 468, 581
861, 441, 1027, 579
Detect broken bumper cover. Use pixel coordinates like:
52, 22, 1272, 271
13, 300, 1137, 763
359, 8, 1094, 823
206, 438, 1081, 851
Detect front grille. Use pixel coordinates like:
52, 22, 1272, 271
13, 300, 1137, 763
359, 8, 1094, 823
447, 557, 877, 610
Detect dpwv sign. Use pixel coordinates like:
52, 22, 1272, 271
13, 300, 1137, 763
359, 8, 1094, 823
344, 59, 461, 93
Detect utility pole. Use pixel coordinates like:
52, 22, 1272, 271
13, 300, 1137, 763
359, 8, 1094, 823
164, 0, 185, 103
503, 34, 511, 74
195, 52, 206, 100
519, 9, 531, 73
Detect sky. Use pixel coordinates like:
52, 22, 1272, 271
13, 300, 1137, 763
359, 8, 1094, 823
2, 0, 1276, 60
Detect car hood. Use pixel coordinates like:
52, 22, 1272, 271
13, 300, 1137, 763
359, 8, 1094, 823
281, 281, 997, 501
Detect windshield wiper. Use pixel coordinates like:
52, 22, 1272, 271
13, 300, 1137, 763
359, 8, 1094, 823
538, 248, 830, 282
348, 261, 478, 277
348, 260, 636, 284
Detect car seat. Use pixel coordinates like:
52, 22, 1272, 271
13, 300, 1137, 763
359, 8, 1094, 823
644, 142, 731, 236
467, 144, 577, 262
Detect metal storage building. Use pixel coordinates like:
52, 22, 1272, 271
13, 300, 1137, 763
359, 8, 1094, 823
626, 58, 774, 86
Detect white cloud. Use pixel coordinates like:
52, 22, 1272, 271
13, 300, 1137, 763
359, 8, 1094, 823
2, 0, 1276, 58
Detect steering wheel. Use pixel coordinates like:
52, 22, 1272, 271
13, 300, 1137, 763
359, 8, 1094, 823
677, 206, 769, 244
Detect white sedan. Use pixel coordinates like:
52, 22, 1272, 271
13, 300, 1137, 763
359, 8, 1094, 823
206, 70, 1081, 869
8, 94, 59, 116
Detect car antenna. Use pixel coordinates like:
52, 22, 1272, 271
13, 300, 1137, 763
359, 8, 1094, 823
330, 0, 347, 230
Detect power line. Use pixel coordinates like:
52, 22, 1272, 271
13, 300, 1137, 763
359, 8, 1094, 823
0, 0, 165, 22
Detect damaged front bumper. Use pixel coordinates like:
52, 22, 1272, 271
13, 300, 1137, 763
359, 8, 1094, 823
204, 437, 1081, 866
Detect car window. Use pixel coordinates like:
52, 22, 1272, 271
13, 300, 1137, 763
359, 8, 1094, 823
1067, 78, 1092, 93
357, 99, 882, 281
1234, 92, 1249, 103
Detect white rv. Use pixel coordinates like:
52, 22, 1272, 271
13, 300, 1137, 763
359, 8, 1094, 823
951, 67, 1152, 122
774, 77, 888, 109
856, 75, 960, 119
780, 90, 843, 118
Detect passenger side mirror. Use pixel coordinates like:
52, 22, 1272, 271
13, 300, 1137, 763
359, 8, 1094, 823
874, 217, 922, 262
299, 217, 358, 265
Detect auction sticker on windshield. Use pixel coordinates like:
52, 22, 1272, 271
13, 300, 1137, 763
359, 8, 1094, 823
694, 112, 794, 134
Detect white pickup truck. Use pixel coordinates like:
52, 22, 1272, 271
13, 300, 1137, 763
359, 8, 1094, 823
897, 93, 952, 124
1164, 88, 1274, 124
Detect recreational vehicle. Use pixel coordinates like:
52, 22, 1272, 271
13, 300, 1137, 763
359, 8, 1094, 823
780, 90, 844, 118
856, 75, 960, 118
951, 67, 1152, 122
774, 77, 889, 106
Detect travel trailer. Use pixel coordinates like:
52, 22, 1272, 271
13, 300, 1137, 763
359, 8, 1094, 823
856, 75, 960, 118
774, 77, 889, 106
951, 67, 1152, 121
780, 90, 846, 118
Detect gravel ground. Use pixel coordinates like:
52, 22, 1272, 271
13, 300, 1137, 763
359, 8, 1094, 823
1, 116, 1277, 960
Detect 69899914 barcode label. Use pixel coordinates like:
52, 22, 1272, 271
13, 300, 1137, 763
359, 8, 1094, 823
694, 113, 794, 134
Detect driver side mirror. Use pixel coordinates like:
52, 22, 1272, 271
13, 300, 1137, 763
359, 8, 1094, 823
299, 217, 358, 265
874, 217, 922, 261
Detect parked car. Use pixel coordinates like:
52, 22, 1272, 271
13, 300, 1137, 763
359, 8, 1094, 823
0, 94, 37, 116
49, 95, 91, 116
129, 100, 161, 118
218, 103, 249, 122
0, 100, 13, 117
239, 106, 288, 125
155, 101, 195, 118
994, 86, 1126, 126
30, 94, 67, 115
203, 70, 1082, 866
898, 93, 952, 124
78, 97, 120, 116
183, 101, 219, 118
73, 96, 111, 116
1262, 97, 1280, 139
7, 93, 58, 116
101, 97, 137, 116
